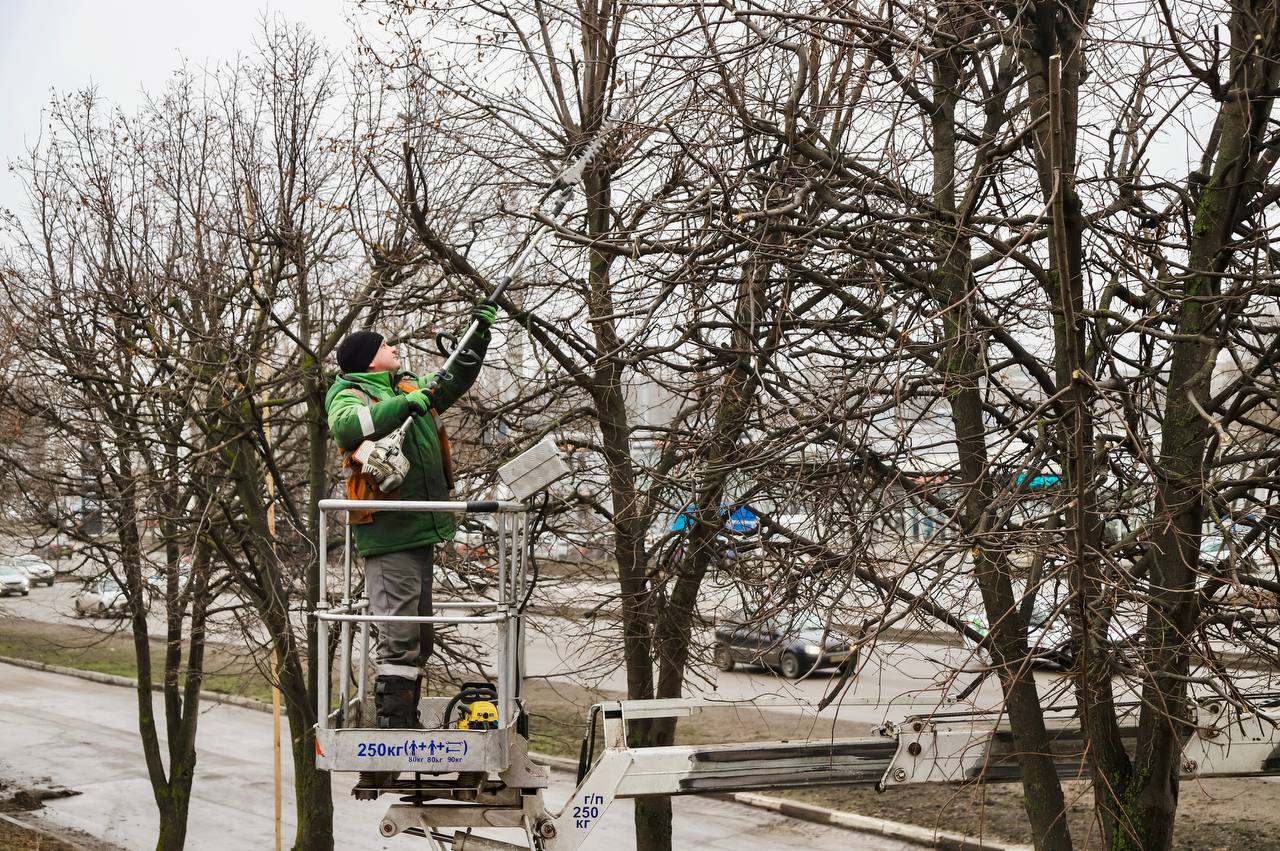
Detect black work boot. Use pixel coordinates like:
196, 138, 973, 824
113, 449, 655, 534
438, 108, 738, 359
374, 674, 422, 729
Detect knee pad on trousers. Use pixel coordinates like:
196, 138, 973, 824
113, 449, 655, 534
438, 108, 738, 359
375, 675, 421, 729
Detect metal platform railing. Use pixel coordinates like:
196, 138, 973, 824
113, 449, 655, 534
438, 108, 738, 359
314, 498, 532, 775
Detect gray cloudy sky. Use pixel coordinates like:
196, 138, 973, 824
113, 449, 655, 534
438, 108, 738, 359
0, 0, 354, 213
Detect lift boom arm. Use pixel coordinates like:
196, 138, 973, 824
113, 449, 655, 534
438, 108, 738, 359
377, 694, 1280, 850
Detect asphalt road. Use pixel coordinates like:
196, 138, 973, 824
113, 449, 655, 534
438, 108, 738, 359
9, 578, 1275, 724
518, 614, 1009, 729
0, 575, 1104, 734
0, 664, 922, 850
0, 572, 261, 646
2, 577, 1014, 732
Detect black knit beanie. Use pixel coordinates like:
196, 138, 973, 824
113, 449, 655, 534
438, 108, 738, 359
336, 330, 384, 374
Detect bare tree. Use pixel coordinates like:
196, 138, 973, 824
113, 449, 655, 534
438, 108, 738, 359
354, 3, 829, 846
676, 2, 1280, 849
0, 78, 234, 851
7, 4, 1280, 851
1, 23, 371, 850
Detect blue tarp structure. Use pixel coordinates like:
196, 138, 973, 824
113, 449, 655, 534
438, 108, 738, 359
1016, 472, 1060, 489
725, 505, 760, 533
670, 503, 759, 534
670, 507, 693, 532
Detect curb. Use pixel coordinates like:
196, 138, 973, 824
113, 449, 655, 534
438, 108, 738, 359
1, 655, 1028, 851
720, 792, 1031, 851
0, 655, 273, 713
0, 808, 97, 851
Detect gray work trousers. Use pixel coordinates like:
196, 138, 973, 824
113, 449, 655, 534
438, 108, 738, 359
365, 546, 434, 678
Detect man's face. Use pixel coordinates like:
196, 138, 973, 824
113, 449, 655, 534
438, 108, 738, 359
367, 337, 401, 373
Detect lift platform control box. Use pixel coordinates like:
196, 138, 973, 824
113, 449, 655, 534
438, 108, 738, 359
498, 437, 571, 500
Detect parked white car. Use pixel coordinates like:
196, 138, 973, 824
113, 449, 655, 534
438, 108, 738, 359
964, 576, 1139, 669
9, 554, 55, 587
1199, 533, 1271, 572
73, 579, 129, 617
0, 567, 30, 597
965, 592, 1073, 669
146, 556, 193, 596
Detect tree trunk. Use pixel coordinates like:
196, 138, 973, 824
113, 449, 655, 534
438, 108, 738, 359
577, 149, 673, 849
155, 782, 194, 851
287, 711, 335, 851
219, 383, 336, 851
1026, 42, 1132, 847
279, 627, 334, 851
928, 37, 1073, 848
297, 373, 335, 851
631, 785, 673, 851
1111, 5, 1280, 847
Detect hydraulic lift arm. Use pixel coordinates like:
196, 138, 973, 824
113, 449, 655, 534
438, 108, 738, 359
378, 694, 1280, 851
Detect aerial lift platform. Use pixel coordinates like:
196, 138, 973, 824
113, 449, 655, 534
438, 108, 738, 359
315, 498, 1280, 850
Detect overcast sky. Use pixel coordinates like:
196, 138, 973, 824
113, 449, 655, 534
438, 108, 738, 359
0, 0, 357, 214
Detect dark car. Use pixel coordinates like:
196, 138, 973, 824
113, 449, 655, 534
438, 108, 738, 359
712, 610, 854, 678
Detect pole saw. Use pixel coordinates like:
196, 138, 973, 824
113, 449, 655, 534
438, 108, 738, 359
352, 126, 616, 493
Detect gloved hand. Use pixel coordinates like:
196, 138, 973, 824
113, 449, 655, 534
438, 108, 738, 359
404, 388, 434, 415
471, 301, 498, 329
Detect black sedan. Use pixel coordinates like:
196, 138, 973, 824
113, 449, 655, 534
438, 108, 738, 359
712, 610, 854, 678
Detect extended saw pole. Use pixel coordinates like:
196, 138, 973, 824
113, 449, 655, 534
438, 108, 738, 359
424, 127, 614, 397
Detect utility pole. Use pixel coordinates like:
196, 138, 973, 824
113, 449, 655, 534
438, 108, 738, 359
268, 415, 283, 851
246, 182, 283, 851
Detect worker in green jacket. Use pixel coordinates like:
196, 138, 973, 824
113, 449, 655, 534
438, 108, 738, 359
325, 304, 495, 728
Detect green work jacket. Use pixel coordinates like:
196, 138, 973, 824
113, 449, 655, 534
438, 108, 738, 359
325, 335, 487, 556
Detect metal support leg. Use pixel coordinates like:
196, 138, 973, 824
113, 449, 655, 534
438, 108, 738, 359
497, 513, 511, 726
318, 617, 330, 728
338, 620, 352, 715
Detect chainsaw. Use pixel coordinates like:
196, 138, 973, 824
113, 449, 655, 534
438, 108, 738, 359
351, 418, 414, 493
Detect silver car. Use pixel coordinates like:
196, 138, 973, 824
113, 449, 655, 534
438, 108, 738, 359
9, 554, 55, 587
0, 568, 30, 596
73, 579, 128, 617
